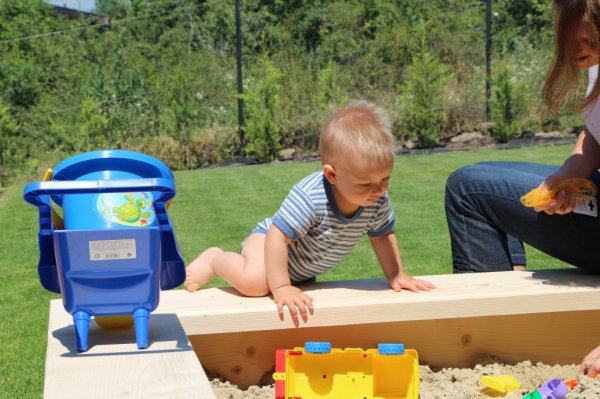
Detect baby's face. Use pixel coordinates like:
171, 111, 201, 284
332, 158, 394, 208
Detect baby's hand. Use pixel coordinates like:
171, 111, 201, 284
271, 285, 314, 325
389, 271, 435, 293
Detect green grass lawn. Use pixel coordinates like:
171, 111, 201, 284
0, 144, 575, 398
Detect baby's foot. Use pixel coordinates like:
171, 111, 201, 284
184, 247, 222, 292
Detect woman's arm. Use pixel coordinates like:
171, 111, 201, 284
557, 129, 600, 178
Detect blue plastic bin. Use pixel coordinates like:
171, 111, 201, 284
23, 150, 186, 351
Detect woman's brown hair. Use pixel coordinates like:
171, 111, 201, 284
543, 0, 600, 114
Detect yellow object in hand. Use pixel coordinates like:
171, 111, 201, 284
520, 178, 597, 207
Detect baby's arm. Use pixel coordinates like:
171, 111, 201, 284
369, 232, 435, 292
265, 225, 314, 323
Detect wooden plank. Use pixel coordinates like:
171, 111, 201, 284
44, 300, 216, 399
160, 268, 600, 334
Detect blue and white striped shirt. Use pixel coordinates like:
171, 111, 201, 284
253, 171, 396, 282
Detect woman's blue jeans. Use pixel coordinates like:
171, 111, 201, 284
445, 161, 600, 273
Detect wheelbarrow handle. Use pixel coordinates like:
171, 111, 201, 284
23, 178, 175, 208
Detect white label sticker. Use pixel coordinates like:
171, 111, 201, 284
573, 195, 598, 217
89, 239, 137, 261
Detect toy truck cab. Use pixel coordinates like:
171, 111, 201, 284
273, 342, 419, 399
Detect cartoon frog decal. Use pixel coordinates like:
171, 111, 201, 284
97, 192, 155, 227
112, 194, 152, 223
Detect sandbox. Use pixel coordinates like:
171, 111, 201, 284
44, 268, 600, 398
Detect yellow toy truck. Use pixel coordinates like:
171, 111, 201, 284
273, 342, 419, 399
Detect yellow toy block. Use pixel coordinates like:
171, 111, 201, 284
480, 374, 520, 393
273, 342, 419, 399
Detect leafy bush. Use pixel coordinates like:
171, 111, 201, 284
242, 58, 282, 162
397, 21, 453, 147
490, 63, 527, 142
188, 126, 238, 168
316, 60, 348, 111
122, 134, 182, 171
0, 99, 21, 187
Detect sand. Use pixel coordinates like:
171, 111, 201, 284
210, 360, 600, 398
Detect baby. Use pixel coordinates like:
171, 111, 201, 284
185, 100, 434, 321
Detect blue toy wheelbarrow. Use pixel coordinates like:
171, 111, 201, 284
23, 150, 186, 351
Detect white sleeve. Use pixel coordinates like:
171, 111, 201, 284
587, 64, 597, 97
584, 65, 600, 144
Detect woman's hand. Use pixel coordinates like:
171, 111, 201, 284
533, 175, 577, 215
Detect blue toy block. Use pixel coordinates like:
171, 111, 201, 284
23, 150, 186, 351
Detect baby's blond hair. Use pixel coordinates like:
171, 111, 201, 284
319, 101, 395, 167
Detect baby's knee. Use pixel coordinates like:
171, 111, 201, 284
237, 280, 270, 297
204, 246, 223, 255
195, 247, 223, 261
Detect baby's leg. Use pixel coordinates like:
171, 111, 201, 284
184, 247, 223, 292
210, 233, 269, 297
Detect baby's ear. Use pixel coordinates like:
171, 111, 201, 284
322, 164, 337, 184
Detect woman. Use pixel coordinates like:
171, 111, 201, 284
444, 0, 600, 375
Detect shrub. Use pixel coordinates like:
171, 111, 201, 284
242, 58, 283, 162
397, 21, 453, 148
316, 60, 348, 111
122, 134, 183, 170
490, 63, 527, 142
188, 126, 238, 168
0, 100, 21, 187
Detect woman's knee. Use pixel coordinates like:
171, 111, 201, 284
446, 163, 516, 199
445, 164, 482, 200
447, 164, 484, 187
